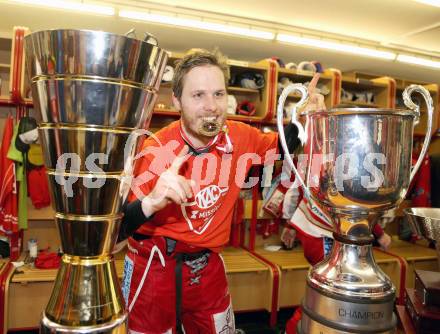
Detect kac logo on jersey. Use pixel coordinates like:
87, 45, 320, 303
195, 185, 223, 209
182, 185, 228, 235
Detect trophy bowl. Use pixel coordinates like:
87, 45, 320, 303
405, 207, 440, 270
404, 207, 440, 242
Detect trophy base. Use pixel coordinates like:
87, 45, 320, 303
42, 255, 126, 332
298, 283, 397, 333
40, 313, 127, 334
297, 316, 396, 334
297, 238, 397, 333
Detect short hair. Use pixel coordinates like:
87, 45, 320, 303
172, 48, 230, 99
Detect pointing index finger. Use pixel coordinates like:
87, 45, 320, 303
170, 145, 190, 173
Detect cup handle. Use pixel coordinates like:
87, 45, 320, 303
144, 32, 158, 46
120, 128, 157, 202
403, 84, 434, 183
125, 29, 159, 46
277, 83, 310, 195
125, 28, 136, 37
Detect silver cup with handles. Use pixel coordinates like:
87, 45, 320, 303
277, 83, 434, 333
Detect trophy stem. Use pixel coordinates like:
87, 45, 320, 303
41, 255, 126, 334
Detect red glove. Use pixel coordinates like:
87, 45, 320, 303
34, 251, 61, 269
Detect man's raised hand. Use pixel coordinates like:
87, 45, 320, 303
141, 145, 194, 217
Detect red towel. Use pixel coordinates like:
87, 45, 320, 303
34, 251, 61, 269
0, 116, 18, 235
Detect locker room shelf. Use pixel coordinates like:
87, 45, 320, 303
8, 248, 270, 282
221, 247, 275, 313
5, 247, 275, 330
222, 247, 269, 273
388, 239, 438, 262
227, 86, 259, 94
384, 238, 438, 290
11, 251, 126, 283
253, 245, 404, 309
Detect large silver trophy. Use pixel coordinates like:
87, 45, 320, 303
277, 84, 433, 333
25, 29, 167, 333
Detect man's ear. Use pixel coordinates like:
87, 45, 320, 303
172, 94, 181, 111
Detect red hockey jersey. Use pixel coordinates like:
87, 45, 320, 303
129, 120, 278, 251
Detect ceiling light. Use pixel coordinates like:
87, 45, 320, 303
8, 0, 115, 15
277, 33, 396, 60
396, 54, 440, 69
119, 10, 275, 40
414, 0, 440, 7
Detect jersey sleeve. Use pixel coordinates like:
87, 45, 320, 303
253, 126, 278, 159
233, 122, 278, 160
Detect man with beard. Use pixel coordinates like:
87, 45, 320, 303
118, 50, 300, 334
